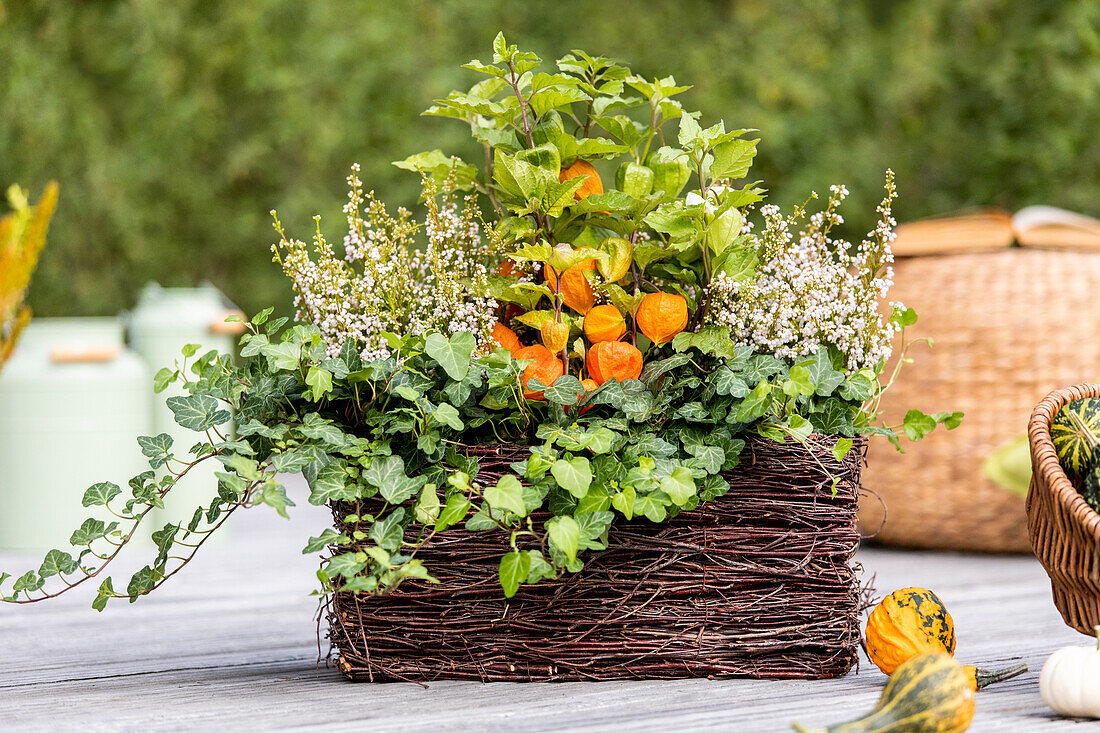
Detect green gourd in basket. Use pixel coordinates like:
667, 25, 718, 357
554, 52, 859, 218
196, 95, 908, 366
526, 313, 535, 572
1051, 397, 1100, 511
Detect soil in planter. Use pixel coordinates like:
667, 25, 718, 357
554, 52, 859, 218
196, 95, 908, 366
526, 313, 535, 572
327, 436, 868, 682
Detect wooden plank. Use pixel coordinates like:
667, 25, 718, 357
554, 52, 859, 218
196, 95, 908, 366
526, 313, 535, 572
0, 478, 1088, 731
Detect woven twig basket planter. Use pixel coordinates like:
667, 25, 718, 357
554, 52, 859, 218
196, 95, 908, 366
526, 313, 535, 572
1026, 383, 1100, 634
859, 247, 1100, 552
327, 435, 867, 682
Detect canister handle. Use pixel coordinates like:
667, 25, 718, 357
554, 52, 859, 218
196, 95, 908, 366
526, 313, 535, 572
208, 310, 248, 336
50, 346, 121, 364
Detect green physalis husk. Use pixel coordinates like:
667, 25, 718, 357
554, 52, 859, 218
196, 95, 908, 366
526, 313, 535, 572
1051, 398, 1100, 480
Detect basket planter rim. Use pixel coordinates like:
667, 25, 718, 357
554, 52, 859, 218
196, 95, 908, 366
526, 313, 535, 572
1027, 383, 1100, 538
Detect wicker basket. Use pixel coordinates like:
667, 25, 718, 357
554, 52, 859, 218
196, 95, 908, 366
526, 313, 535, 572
1026, 384, 1100, 635
858, 247, 1100, 552
328, 435, 867, 682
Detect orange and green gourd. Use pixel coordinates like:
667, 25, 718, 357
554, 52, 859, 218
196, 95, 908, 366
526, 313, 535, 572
583, 304, 626, 343
793, 653, 975, 733
635, 292, 688, 345
866, 587, 1027, 691
514, 345, 564, 401
1051, 398, 1100, 481
586, 340, 642, 385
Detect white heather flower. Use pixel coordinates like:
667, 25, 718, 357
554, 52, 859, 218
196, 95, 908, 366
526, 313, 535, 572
273, 169, 499, 358
705, 171, 900, 373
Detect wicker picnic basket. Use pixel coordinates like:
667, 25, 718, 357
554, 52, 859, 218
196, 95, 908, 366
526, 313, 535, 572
1027, 384, 1100, 635
858, 225, 1100, 552
327, 435, 867, 682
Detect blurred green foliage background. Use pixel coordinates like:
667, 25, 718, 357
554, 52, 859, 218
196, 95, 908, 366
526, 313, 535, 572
3, 0, 1098, 316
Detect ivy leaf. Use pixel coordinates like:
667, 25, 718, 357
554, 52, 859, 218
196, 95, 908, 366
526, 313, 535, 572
307, 459, 356, 505
302, 529, 348, 555
484, 474, 527, 517
540, 375, 584, 406
431, 402, 464, 431
126, 565, 162, 600
525, 550, 555, 583
546, 516, 580, 563
840, 372, 876, 401
137, 433, 174, 469
713, 366, 750, 397
660, 467, 697, 506
735, 381, 773, 423
38, 549, 78, 579
261, 340, 302, 371
813, 399, 858, 437
325, 552, 367, 580
166, 395, 230, 431
783, 366, 816, 398
424, 332, 476, 381
153, 368, 178, 394
299, 413, 347, 447
499, 551, 531, 598
92, 577, 114, 612
832, 438, 854, 463
269, 449, 313, 474
305, 366, 334, 402
741, 354, 786, 383
671, 326, 739, 359
802, 348, 845, 397
434, 494, 471, 531
69, 518, 107, 547
612, 486, 636, 519
551, 457, 593, 499
634, 493, 668, 522
254, 482, 295, 519
82, 482, 121, 507
12, 570, 41, 594
902, 409, 938, 441
931, 411, 965, 430
369, 508, 406, 551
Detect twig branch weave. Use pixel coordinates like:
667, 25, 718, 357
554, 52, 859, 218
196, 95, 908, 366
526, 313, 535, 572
328, 435, 867, 681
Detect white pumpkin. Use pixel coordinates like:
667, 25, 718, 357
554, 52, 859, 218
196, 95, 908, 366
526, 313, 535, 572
1040, 626, 1100, 718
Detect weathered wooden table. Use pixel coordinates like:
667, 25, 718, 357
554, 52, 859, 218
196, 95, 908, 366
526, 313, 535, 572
0, 478, 1088, 731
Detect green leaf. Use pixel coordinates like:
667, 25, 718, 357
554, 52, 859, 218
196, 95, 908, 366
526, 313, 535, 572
434, 494, 471, 531
802, 348, 846, 397
709, 138, 758, 180
539, 375, 585, 406
902, 409, 938, 441
831, 438, 854, 463
307, 459, 356, 505
546, 515, 580, 563
369, 508, 406, 551
39, 549, 78, 579
432, 402, 464, 431
783, 366, 816, 398
305, 366, 334, 402
181, 343, 201, 358
82, 482, 121, 507
525, 550, 555, 583
261, 340, 302, 371
424, 331, 476, 381
932, 411, 965, 430
671, 326, 739, 359
153, 368, 178, 394
166, 394, 230, 431
415, 484, 441, 524
324, 552, 367, 580
713, 366, 750, 397
302, 528, 347, 555
735, 381, 773, 423
254, 481, 295, 519
499, 551, 531, 598
612, 486, 636, 519
69, 518, 107, 546
484, 474, 527, 517
660, 467, 697, 506
634, 493, 668, 522
137, 433, 174, 469
551, 457, 593, 499
92, 577, 114, 612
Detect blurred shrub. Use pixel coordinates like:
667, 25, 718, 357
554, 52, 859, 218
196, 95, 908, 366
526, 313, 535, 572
2, 0, 1098, 316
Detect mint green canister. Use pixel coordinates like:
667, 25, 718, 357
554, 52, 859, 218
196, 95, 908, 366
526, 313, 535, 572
127, 283, 244, 526
0, 318, 151, 550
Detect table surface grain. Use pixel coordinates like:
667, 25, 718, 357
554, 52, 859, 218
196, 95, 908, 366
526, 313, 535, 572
0, 477, 1090, 732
